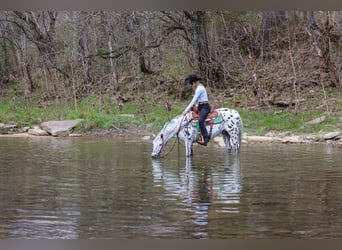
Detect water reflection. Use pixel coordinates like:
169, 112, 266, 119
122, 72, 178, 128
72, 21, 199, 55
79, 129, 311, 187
152, 155, 242, 238
2, 138, 342, 238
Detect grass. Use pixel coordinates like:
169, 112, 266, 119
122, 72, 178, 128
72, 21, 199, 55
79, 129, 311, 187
0, 92, 182, 134
223, 86, 342, 135
236, 108, 341, 136
0, 83, 341, 135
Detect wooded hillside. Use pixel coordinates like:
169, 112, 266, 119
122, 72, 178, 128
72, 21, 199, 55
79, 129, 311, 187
0, 11, 341, 113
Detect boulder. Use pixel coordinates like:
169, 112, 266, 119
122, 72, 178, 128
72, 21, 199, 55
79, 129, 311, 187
28, 126, 49, 136
41, 119, 83, 136
323, 131, 342, 140
0, 123, 17, 134
307, 116, 326, 125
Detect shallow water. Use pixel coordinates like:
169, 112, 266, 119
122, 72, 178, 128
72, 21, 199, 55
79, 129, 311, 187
0, 137, 341, 238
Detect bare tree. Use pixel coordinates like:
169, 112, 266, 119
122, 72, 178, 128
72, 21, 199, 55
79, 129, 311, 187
160, 11, 223, 86
1, 10, 342, 107
12, 11, 68, 78
0, 14, 10, 82
78, 12, 92, 83
306, 11, 340, 88
260, 11, 287, 59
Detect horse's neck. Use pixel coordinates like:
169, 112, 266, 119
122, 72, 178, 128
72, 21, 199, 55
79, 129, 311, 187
162, 116, 182, 143
163, 131, 176, 144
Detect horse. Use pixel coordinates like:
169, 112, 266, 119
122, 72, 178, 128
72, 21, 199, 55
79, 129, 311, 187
151, 108, 243, 158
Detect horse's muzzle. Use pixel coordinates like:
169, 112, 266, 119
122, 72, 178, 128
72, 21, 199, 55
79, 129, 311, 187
151, 153, 159, 158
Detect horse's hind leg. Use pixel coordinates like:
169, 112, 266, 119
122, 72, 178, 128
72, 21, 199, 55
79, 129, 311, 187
222, 131, 231, 154
230, 130, 240, 154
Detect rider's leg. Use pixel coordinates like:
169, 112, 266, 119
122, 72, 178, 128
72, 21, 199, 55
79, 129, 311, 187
198, 104, 210, 145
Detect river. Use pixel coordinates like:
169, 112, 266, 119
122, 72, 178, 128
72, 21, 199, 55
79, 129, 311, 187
0, 136, 341, 239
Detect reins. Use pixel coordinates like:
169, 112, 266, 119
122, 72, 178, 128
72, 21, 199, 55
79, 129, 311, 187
158, 115, 190, 158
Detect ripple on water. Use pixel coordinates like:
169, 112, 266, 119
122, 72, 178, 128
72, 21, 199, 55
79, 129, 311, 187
1, 138, 342, 238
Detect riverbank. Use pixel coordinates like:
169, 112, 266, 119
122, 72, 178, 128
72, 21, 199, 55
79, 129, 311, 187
1, 124, 341, 147
1, 85, 341, 147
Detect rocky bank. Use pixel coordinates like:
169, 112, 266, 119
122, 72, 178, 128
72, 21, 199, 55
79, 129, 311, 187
0, 120, 341, 147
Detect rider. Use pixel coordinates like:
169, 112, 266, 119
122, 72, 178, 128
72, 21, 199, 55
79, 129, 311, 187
182, 74, 210, 146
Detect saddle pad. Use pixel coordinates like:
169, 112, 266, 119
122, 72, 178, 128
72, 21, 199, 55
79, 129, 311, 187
191, 114, 224, 127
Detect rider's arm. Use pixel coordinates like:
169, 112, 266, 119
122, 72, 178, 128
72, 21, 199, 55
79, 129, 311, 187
183, 86, 202, 114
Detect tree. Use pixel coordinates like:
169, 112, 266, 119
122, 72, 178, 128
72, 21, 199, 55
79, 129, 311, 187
306, 11, 340, 88
12, 11, 67, 78
0, 14, 10, 82
260, 11, 287, 59
161, 11, 223, 86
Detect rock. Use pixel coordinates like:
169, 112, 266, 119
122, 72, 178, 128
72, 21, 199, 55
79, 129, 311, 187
41, 119, 83, 136
307, 116, 326, 125
0, 123, 17, 134
265, 131, 292, 137
69, 133, 82, 137
213, 134, 312, 145
141, 135, 151, 140
245, 136, 279, 143
119, 114, 135, 118
28, 126, 49, 136
323, 131, 342, 140
213, 136, 225, 147
18, 126, 30, 133
280, 136, 303, 144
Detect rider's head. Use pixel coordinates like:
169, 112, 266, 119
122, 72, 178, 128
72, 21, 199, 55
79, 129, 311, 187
184, 74, 201, 88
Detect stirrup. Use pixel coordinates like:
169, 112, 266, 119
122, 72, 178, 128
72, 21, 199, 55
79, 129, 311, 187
196, 135, 207, 146
196, 140, 207, 146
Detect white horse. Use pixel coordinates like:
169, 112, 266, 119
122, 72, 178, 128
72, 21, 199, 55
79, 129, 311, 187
151, 108, 243, 158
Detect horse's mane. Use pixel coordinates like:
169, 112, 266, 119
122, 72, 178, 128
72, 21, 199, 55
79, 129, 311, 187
160, 115, 183, 138
161, 115, 181, 129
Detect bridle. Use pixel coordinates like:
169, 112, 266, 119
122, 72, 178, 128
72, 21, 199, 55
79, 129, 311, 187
157, 115, 192, 158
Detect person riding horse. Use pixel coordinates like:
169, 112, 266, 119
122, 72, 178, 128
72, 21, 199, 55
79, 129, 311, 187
182, 74, 210, 146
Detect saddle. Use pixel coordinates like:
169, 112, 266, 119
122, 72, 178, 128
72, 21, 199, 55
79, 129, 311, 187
190, 106, 223, 125
189, 106, 224, 142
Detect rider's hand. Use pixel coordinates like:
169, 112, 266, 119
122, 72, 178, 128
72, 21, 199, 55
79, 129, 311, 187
182, 111, 187, 116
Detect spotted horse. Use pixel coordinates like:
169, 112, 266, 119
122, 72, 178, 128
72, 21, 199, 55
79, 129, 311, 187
151, 107, 243, 158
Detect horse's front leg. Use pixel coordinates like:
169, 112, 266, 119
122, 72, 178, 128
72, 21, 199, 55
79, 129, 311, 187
185, 139, 193, 157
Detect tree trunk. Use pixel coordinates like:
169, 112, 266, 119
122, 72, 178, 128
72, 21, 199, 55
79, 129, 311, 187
191, 11, 223, 87
307, 11, 315, 26
194, 12, 210, 78
107, 26, 118, 83
0, 22, 9, 82
261, 11, 287, 59
307, 11, 340, 88
261, 11, 273, 57
79, 14, 91, 83
20, 32, 34, 94
138, 12, 153, 74
320, 15, 339, 88
71, 11, 79, 67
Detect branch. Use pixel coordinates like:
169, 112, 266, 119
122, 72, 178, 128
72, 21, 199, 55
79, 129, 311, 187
86, 45, 135, 59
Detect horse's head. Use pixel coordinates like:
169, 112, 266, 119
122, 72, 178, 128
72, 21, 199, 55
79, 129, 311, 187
151, 115, 187, 158
151, 133, 164, 158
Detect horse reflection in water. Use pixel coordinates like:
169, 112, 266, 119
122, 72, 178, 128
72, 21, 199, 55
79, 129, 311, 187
151, 155, 241, 238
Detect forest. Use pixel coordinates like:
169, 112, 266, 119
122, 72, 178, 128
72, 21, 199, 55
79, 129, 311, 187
0, 11, 341, 134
